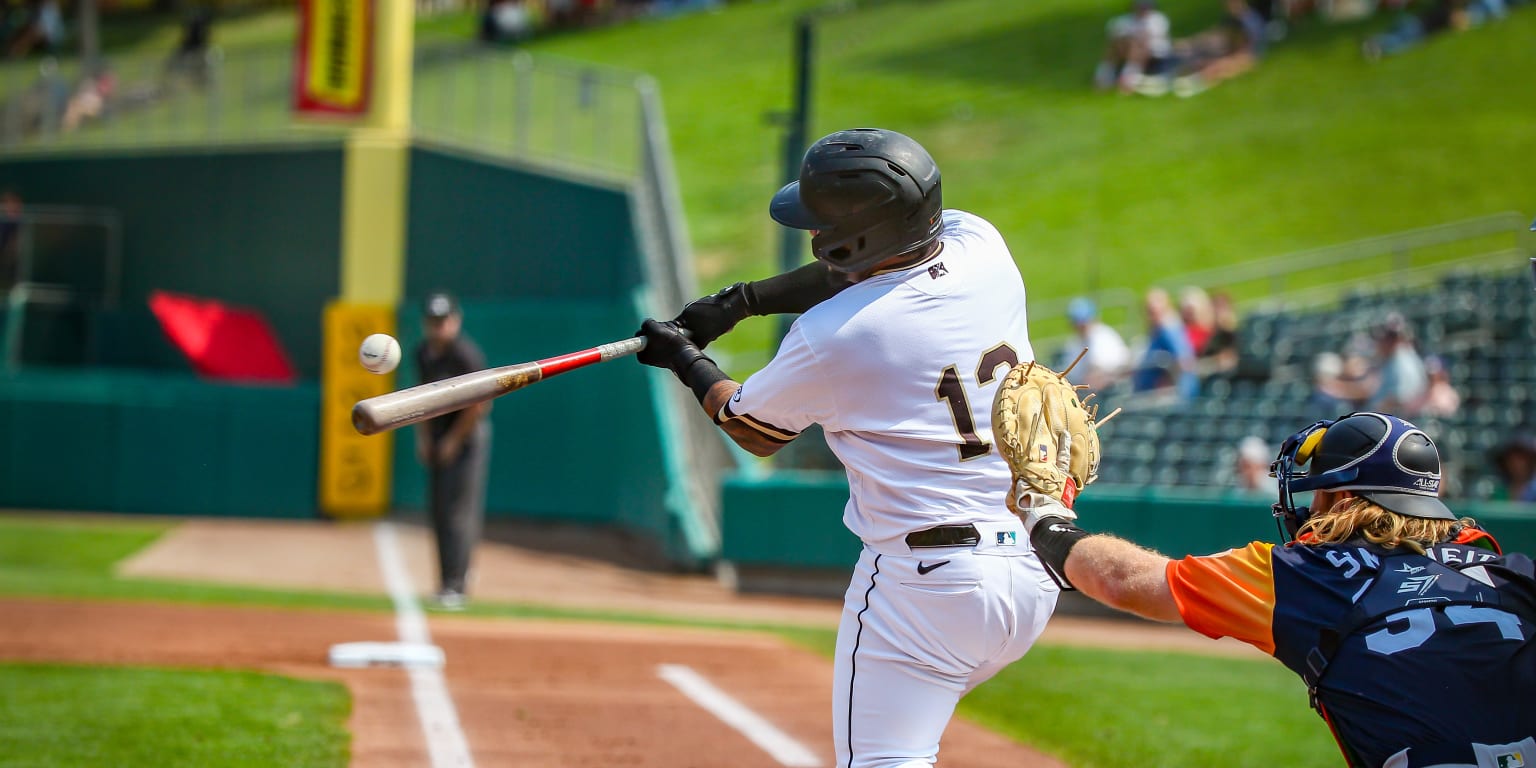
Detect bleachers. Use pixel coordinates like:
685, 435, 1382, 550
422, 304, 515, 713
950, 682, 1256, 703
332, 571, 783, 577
1100, 266, 1535, 500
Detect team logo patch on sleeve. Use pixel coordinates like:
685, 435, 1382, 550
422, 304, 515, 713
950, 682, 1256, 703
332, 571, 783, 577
927, 262, 948, 279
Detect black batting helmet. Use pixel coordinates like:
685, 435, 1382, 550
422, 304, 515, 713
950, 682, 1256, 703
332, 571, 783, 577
769, 128, 943, 274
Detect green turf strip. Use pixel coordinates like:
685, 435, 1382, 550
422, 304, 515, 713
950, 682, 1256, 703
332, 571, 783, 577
0, 516, 392, 612
777, 626, 1338, 767
0, 663, 349, 768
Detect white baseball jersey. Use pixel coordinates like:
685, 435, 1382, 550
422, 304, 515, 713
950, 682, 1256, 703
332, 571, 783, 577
719, 209, 1059, 768
722, 209, 1034, 550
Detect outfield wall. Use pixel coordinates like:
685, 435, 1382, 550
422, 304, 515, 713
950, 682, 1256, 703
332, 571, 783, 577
0, 146, 345, 377
721, 473, 1536, 591
0, 144, 708, 564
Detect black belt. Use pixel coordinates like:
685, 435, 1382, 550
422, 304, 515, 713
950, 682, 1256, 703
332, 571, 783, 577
1405, 743, 1480, 768
905, 524, 980, 548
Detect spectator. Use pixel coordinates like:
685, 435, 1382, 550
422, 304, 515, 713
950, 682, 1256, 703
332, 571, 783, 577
1491, 436, 1536, 502
1132, 286, 1199, 399
481, 0, 535, 44
0, 189, 20, 291
6, 0, 63, 59
162, 7, 214, 90
1094, 0, 1175, 93
1408, 354, 1461, 418
1056, 297, 1132, 391
1362, 0, 1506, 60
1161, 0, 1267, 97
1179, 286, 1214, 355
1233, 434, 1270, 491
1201, 290, 1240, 374
1309, 351, 1347, 411
1369, 312, 1428, 413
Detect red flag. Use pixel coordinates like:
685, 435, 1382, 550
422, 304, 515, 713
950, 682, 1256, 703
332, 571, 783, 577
149, 291, 297, 384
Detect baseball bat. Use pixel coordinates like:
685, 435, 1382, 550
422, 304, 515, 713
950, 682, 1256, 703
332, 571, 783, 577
352, 336, 647, 436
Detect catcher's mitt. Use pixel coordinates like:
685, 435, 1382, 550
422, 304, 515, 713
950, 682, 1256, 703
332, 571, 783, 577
992, 358, 1112, 512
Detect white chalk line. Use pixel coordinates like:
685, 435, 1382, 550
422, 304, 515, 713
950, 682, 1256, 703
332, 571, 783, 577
374, 522, 475, 768
657, 663, 821, 767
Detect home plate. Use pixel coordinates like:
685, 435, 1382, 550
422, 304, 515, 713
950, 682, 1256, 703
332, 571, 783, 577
328, 641, 445, 669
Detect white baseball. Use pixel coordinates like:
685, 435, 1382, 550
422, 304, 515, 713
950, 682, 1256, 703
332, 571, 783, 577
359, 333, 401, 374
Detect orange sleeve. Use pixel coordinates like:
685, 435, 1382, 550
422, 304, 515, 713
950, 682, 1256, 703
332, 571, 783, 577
1165, 541, 1277, 655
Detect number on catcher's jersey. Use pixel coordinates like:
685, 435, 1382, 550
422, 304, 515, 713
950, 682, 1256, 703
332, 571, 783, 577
934, 343, 1019, 461
1365, 605, 1525, 656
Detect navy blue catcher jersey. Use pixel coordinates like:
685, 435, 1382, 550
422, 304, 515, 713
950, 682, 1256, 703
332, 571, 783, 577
1168, 536, 1536, 767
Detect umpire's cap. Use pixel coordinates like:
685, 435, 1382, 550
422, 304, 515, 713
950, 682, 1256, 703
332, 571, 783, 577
1287, 412, 1454, 520
423, 291, 460, 319
770, 128, 942, 274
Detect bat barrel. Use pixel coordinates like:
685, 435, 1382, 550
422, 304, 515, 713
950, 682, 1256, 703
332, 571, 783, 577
352, 362, 543, 436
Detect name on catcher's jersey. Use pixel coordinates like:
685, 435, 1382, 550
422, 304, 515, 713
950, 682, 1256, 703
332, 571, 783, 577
722, 210, 1034, 547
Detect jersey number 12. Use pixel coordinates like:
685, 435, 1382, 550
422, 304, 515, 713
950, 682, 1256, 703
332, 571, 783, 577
934, 343, 1020, 461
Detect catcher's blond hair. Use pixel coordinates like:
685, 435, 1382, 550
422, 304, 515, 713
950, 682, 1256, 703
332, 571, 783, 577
1300, 497, 1471, 554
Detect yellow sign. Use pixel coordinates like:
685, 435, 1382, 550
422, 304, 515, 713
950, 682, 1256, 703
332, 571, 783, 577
294, 0, 373, 116
320, 301, 395, 517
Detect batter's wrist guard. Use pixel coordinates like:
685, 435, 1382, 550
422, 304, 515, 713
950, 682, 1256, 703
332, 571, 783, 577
1030, 516, 1090, 591
675, 352, 729, 404
743, 260, 849, 316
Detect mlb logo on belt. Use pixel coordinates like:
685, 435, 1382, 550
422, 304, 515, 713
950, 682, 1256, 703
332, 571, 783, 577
1497, 751, 1525, 768
997, 531, 1017, 546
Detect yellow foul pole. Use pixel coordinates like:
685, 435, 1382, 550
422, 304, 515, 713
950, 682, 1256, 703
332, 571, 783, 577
320, 0, 415, 517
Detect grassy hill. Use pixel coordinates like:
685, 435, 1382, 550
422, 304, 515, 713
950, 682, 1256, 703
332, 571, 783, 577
16, 0, 1535, 343
517, 0, 1534, 298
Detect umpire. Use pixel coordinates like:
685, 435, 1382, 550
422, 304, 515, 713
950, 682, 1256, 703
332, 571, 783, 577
1006, 410, 1535, 767
414, 291, 491, 610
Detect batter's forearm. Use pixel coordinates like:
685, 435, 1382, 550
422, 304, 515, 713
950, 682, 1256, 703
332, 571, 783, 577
1064, 536, 1182, 623
702, 379, 786, 457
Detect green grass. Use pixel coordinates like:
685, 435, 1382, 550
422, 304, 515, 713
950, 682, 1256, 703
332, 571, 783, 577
12, 2, 1533, 359
0, 515, 391, 612
2, 512, 1347, 766
779, 626, 1339, 768
0, 663, 350, 767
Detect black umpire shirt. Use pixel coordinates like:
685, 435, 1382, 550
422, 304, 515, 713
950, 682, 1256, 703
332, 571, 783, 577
416, 335, 488, 442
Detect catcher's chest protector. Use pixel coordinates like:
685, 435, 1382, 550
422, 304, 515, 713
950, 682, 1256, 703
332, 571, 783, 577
1271, 542, 1536, 768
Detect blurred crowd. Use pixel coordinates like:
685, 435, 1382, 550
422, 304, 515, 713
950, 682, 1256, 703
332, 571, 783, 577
1054, 285, 1238, 399
479, 0, 720, 44
1093, 0, 1529, 97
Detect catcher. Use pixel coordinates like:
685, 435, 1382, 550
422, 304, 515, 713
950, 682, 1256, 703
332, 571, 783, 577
995, 365, 1536, 768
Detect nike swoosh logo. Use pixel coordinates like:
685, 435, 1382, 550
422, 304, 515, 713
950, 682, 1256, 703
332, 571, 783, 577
916, 560, 951, 575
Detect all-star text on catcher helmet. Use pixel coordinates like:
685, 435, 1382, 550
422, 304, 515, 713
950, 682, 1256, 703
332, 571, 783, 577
1270, 411, 1454, 541
769, 128, 943, 274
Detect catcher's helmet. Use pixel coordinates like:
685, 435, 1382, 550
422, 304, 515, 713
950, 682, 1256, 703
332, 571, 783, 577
1270, 412, 1454, 540
769, 128, 943, 274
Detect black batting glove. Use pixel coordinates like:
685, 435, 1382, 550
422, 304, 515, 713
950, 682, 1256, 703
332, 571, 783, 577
636, 318, 729, 403
636, 318, 707, 375
674, 282, 752, 350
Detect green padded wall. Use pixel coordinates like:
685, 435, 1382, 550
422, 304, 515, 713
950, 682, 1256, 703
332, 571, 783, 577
720, 472, 1536, 567
405, 145, 644, 302
0, 146, 345, 377
0, 370, 318, 517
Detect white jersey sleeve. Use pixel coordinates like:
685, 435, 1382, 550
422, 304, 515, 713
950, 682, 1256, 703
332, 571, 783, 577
715, 320, 836, 444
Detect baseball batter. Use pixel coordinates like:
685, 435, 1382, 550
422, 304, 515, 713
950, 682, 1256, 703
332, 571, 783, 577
638, 128, 1058, 768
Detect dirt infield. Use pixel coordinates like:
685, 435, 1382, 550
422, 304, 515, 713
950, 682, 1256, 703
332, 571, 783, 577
7, 516, 1260, 766
1, 598, 1063, 766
